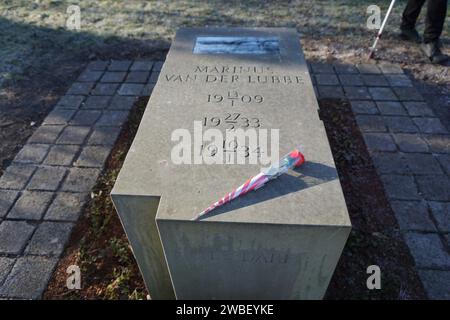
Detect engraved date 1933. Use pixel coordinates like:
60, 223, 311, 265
203, 113, 261, 130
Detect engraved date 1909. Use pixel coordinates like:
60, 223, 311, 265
207, 91, 264, 107
203, 113, 261, 130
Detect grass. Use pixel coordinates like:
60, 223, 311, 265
1, 0, 449, 86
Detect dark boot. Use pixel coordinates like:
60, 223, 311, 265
421, 40, 449, 64
400, 28, 422, 43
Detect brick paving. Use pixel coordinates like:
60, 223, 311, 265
0, 59, 160, 299
0, 58, 448, 299
311, 62, 450, 299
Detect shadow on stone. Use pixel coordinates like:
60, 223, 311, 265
198, 161, 338, 220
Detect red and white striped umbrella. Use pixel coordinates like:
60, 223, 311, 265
193, 148, 305, 220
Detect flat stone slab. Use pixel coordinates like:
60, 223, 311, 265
45, 192, 89, 222
0, 190, 20, 218
363, 133, 397, 152
0, 221, 35, 255
101, 72, 127, 83
372, 153, 409, 174
0, 165, 37, 190
43, 109, 77, 125
61, 168, 101, 192
67, 82, 94, 95
74, 146, 111, 167
0, 257, 15, 286
112, 28, 350, 300
130, 60, 154, 72
381, 174, 420, 200
424, 135, 450, 154
108, 60, 132, 71
55, 95, 85, 109
13, 144, 49, 164
376, 101, 407, 116
416, 175, 450, 201
125, 71, 150, 83
118, 83, 144, 96
356, 115, 387, 132
390, 200, 436, 231
384, 116, 418, 133
403, 102, 434, 117
393, 133, 429, 153
0, 256, 58, 299
436, 154, 450, 176
413, 117, 448, 134
96, 111, 129, 126
428, 201, 450, 232
56, 126, 91, 145
28, 125, 65, 144
26, 166, 67, 191
404, 232, 450, 269
87, 60, 108, 71
43, 145, 79, 166
92, 83, 119, 96
25, 222, 74, 256
356, 64, 381, 74
419, 270, 450, 299
107, 95, 137, 110
87, 126, 122, 146
82, 95, 112, 109
403, 153, 443, 175
69, 110, 101, 126
8, 191, 54, 220
350, 100, 378, 115
368, 87, 397, 101
77, 70, 103, 82
338, 74, 363, 86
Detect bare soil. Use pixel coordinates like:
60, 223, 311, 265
44, 97, 148, 300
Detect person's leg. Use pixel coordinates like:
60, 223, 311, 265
421, 0, 449, 64
423, 0, 448, 43
401, 0, 426, 30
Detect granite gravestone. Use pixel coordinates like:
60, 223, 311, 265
111, 27, 351, 299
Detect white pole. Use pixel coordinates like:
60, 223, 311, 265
368, 0, 397, 59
